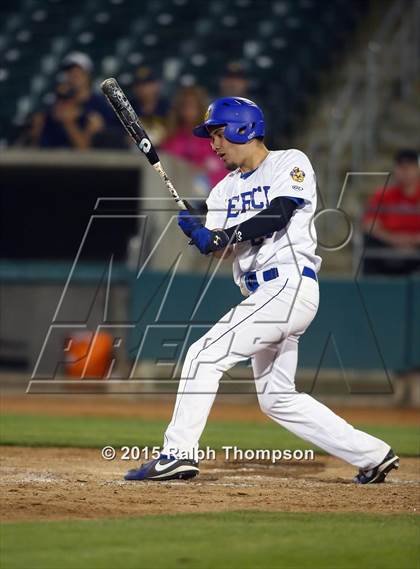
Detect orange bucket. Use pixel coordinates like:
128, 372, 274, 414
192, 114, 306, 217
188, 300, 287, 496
64, 331, 113, 379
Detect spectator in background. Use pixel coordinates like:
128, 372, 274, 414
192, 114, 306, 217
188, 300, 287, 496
26, 80, 104, 149
61, 51, 126, 148
131, 66, 170, 147
362, 149, 420, 275
219, 62, 249, 98
161, 86, 225, 190
22, 51, 127, 149
61, 52, 115, 126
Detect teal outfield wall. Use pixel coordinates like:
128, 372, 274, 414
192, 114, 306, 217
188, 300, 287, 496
130, 272, 420, 373
1, 261, 418, 373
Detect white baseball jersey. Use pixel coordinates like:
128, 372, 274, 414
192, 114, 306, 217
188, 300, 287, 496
205, 149, 322, 285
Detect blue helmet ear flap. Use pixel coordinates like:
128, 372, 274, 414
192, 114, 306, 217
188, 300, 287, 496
224, 118, 265, 144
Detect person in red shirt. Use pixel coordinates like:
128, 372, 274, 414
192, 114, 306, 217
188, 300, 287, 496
362, 149, 420, 275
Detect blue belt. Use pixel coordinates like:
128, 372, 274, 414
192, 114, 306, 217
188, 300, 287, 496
244, 266, 317, 293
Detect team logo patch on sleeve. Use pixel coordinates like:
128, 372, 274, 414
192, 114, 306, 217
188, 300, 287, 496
290, 167, 305, 183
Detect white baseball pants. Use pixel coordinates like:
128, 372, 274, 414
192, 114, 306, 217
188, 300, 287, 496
162, 273, 390, 469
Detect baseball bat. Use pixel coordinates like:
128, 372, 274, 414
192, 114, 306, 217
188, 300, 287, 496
101, 77, 194, 212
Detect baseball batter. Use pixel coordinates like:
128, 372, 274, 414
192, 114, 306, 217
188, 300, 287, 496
125, 97, 399, 484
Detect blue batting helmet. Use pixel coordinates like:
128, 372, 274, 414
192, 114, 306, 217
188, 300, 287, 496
193, 97, 265, 144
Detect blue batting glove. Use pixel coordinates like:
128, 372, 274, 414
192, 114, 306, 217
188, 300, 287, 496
178, 210, 203, 238
190, 227, 230, 255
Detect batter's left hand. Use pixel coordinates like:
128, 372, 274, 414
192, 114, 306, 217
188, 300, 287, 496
190, 227, 229, 255
178, 210, 203, 238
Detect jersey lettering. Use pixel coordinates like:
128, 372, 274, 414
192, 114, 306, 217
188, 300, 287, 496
227, 186, 271, 218
227, 195, 240, 218
251, 186, 266, 209
240, 191, 253, 213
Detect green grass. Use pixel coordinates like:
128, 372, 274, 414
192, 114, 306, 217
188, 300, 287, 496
1, 512, 419, 569
1, 413, 419, 456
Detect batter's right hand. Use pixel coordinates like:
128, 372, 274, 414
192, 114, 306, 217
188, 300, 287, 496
178, 210, 203, 238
